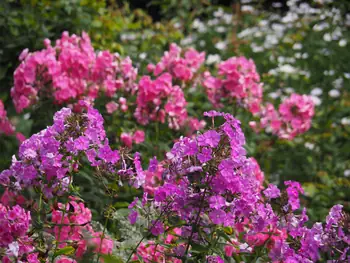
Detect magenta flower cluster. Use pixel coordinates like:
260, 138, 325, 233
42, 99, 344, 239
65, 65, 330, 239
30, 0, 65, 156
202, 56, 263, 114
10, 32, 316, 141
134, 73, 188, 130
0, 99, 15, 136
251, 93, 315, 140
147, 43, 205, 81
12, 32, 137, 113
51, 197, 113, 258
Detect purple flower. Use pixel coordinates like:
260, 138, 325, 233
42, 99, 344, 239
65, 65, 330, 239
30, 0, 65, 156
174, 245, 186, 257
150, 220, 164, 236
197, 147, 212, 163
206, 255, 224, 263
73, 136, 90, 151
148, 157, 158, 172
285, 181, 304, 211
128, 197, 139, 209
326, 204, 343, 230
128, 210, 138, 225
263, 184, 281, 199
209, 195, 226, 209
98, 144, 120, 164
197, 130, 221, 148
133, 152, 145, 188
209, 209, 226, 224
218, 159, 235, 179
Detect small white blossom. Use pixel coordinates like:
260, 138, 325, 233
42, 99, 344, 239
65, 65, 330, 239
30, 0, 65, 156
328, 89, 340, 98
311, 88, 323, 96
305, 142, 315, 150
215, 41, 227, 50
339, 39, 347, 47
310, 95, 322, 106
344, 170, 350, 177
206, 54, 221, 65
293, 43, 302, 50
323, 33, 332, 42
341, 117, 350, 126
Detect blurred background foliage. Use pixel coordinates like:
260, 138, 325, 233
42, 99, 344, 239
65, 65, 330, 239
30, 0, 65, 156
0, 0, 349, 222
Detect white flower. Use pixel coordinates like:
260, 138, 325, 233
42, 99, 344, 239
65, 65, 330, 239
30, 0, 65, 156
259, 19, 268, 27
344, 170, 350, 177
311, 88, 323, 96
339, 39, 347, 47
333, 78, 343, 89
215, 41, 227, 50
206, 54, 221, 65
328, 89, 340, 98
344, 72, 350, 79
215, 26, 226, 33
305, 142, 315, 150
213, 8, 224, 17
139, 53, 147, 60
208, 18, 220, 26
282, 12, 298, 23
278, 56, 286, 63
268, 91, 281, 99
222, 14, 233, 24
180, 36, 194, 46
268, 69, 278, 75
313, 22, 329, 31
7, 242, 19, 257
174, 22, 181, 29
285, 87, 295, 93
324, 70, 334, 76
341, 117, 350, 125
310, 95, 322, 106
192, 19, 207, 33
272, 2, 282, 8
302, 53, 309, 59
295, 53, 302, 59
279, 64, 297, 74
251, 43, 264, 53
323, 33, 332, 42
242, 5, 255, 12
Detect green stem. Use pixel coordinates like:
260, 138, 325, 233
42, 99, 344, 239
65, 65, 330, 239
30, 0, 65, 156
95, 215, 110, 263
183, 187, 208, 262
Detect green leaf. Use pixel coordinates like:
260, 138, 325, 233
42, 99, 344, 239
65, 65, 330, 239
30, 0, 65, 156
190, 242, 208, 253
53, 246, 75, 257
100, 254, 124, 263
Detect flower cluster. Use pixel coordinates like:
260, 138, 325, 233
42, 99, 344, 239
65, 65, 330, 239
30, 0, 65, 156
129, 111, 348, 262
251, 93, 315, 140
11, 32, 137, 113
0, 203, 33, 262
10, 32, 316, 141
147, 43, 205, 81
202, 57, 263, 114
132, 229, 182, 263
0, 99, 15, 136
120, 129, 145, 148
52, 197, 113, 259
0, 103, 145, 197
0, 203, 39, 263
134, 73, 188, 130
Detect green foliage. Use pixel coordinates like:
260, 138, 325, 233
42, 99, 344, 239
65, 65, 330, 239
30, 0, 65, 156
0, 0, 349, 251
